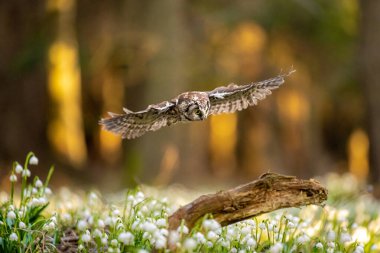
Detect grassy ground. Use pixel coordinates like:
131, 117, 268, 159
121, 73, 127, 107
0, 153, 379, 252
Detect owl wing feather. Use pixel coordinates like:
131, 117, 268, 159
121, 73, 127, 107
207, 70, 295, 115
99, 100, 179, 139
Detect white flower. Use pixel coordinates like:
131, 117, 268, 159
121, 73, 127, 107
19, 221, 26, 229
287, 221, 295, 229
206, 231, 218, 241
111, 239, 118, 247
156, 218, 167, 228
32, 188, 38, 194
77, 220, 87, 231
101, 236, 108, 245
142, 221, 157, 233
78, 244, 84, 250
297, 234, 310, 244
169, 231, 180, 246
315, 242, 323, 249
9, 232, 18, 241
155, 236, 167, 249
269, 242, 283, 253
231, 248, 237, 253
241, 226, 251, 235
326, 230, 336, 241
61, 213, 72, 223
118, 232, 134, 245
340, 232, 351, 243
9, 174, 17, 182
38, 197, 47, 205
93, 229, 102, 238
112, 209, 120, 216
81, 230, 91, 243
184, 238, 197, 251
98, 219, 105, 228
138, 250, 149, 253
15, 164, 23, 174
259, 222, 266, 230
22, 169, 31, 177
177, 225, 189, 234
246, 238, 256, 247
354, 245, 365, 253
7, 211, 16, 220
35, 179, 43, 188
29, 155, 39, 165
327, 241, 335, 248
194, 232, 206, 243
45, 187, 52, 195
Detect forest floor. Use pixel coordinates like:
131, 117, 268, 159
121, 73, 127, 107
0, 153, 379, 252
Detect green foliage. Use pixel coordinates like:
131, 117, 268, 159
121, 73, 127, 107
1, 153, 379, 252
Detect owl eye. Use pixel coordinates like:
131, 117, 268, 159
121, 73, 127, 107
194, 109, 202, 116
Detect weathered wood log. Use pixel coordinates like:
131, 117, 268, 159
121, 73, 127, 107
168, 173, 328, 230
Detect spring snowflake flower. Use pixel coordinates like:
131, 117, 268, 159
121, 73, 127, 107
354, 245, 365, 253
9, 232, 18, 241
259, 222, 266, 230
45, 187, 52, 195
297, 234, 310, 244
15, 163, 23, 173
287, 221, 295, 229
241, 226, 251, 235
315, 242, 323, 249
35, 179, 43, 188
93, 229, 102, 238
326, 230, 336, 241
101, 236, 108, 245
194, 232, 206, 243
111, 239, 118, 247
177, 225, 189, 234
7, 210, 16, 220
112, 209, 120, 216
269, 242, 283, 253
22, 169, 31, 177
29, 155, 39, 165
142, 221, 157, 233
207, 231, 218, 241
156, 218, 167, 228
81, 230, 91, 243
184, 238, 197, 251
77, 220, 88, 231
169, 231, 180, 246
98, 219, 105, 228
19, 221, 26, 229
327, 241, 335, 248
118, 232, 134, 245
246, 238, 256, 247
155, 236, 167, 249
9, 173, 17, 182
340, 232, 352, 243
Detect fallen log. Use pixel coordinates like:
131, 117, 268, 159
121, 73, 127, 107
168, 172, 328, 230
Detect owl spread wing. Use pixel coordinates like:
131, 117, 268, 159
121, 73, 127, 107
99, 101, 179, 139
207, 70, 295, 115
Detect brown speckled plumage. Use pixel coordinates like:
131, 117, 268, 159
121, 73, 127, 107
99, 69, 295, 139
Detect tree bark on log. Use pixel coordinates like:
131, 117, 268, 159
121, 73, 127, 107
168, 173, 328, 230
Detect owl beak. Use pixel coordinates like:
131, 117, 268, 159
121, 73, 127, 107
201, 109, 208, 120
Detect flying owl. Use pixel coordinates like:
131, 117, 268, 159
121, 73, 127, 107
100, 69, 295, 139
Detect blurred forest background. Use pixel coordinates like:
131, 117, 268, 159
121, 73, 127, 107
0, 0, 379, 192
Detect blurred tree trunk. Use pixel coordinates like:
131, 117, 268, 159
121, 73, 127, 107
359, 0, 380, 186
0, 1, 49, 166
138, 0, 189, 183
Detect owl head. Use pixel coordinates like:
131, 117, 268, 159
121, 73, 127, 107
177, 92, 210, 121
